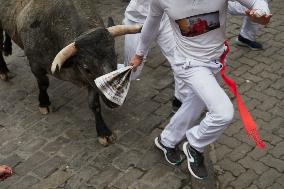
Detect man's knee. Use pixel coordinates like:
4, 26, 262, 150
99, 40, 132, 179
219, 102, 234, 125
211, 101, 234, 125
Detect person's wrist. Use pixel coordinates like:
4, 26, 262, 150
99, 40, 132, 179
135, 54, 144, 60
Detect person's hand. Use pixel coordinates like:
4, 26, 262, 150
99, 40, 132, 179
129, 54, 143, 71
245, 9, 272, 25
0, 165, 12, 181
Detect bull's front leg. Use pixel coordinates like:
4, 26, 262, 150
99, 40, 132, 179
88, 86, 117, 146
0, 28, 9, 81
3, 33, 12, 56
29, 63, 51, 115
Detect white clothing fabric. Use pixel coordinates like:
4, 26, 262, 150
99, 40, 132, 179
123, 18, 148, 80
135, 0, 269, 152
228, 1, 258, 41
123, 15, 175, 77
124, 0, 191, 101
240, 17, 259, 41
124, 0, 175, 79
160, 50, 234, 152
123, 17, 188, 101
228, 0, 269, 41
125, 0, 150, 24
136, 0, 269, 62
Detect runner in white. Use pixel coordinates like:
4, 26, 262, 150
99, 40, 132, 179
129, 0, 271, 179
228, 0, 269, 50
123, 0, 269, 111
123, 0, 188, 113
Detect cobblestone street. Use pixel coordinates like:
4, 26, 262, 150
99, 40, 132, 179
0, 0, 283, 189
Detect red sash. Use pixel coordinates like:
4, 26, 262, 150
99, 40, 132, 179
220, 41, 265, 149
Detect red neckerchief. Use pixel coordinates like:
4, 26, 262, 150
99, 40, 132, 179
220, 41, 265, 149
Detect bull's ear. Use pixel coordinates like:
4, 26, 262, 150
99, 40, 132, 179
107, 17, 115, 27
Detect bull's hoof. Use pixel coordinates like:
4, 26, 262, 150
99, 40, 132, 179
107, 133, 117, 143
98, 137, 109, 147
0, 73, 9, 81
39, 107, 49, 115
98, 133, 117, 147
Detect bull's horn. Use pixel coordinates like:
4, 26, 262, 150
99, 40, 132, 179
51, 42, 77, 74
107, 24, 142, 37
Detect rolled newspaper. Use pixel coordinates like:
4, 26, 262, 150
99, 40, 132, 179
95, 66, 133, 106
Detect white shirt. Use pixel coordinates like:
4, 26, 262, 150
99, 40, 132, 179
125, 0, 151, 24
136, 0, 269, 62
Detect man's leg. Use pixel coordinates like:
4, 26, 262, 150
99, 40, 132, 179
160, 66, 234, 179
240, 18, 259, 42
228, 1, 263, 50
184, 69, 234, 153
160, 66, 234, 150
184, 68, 233, 180
156, 15, 189, 112
123, 18, 147, 80
237, 16, 263, 50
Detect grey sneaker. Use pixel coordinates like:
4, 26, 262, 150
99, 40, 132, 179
154, 137, 184, 166
183, 142, 208, 180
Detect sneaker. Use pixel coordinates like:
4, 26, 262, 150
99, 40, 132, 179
236, 35, 263, 50
172, 97, 182, 113
154, 137, 184, 166
183, 142, 208, 180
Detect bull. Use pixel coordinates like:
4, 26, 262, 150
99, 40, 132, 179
0, 0, 141, 145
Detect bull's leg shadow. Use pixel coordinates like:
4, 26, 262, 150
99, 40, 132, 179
0, 29, 10, 81
88, 86, 117, 146
30, 63, 51, 114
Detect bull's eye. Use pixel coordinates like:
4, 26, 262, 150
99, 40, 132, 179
82, 64, 91, 74
82, 64, 88, 69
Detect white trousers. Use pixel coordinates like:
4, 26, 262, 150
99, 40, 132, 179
228, 0, 268, 41
123, 16, 188, 101
161, 54, 234, 152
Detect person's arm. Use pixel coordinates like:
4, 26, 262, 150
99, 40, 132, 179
129, 0, 164, 69
237, 0, 272, 25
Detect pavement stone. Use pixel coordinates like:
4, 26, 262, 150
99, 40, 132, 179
9, 175, 40, 189
216, 172, 235, 189
33, 156, 66, 178
254, 168, 281, 189
14, 151, 49, 176
31, 169, 73, 189
259, 154, 284, 173
266, 183, 283, 189
112, 167, 144, 189
112, 149, 143, 171
230, 170, 258, 189
0, 0, 283, 188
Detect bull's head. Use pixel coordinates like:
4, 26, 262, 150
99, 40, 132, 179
50, 24, 141, 107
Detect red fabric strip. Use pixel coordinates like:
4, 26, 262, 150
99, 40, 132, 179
220, 41, 265, 149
